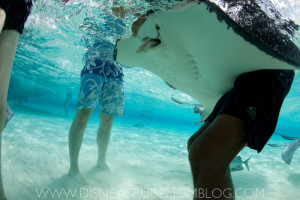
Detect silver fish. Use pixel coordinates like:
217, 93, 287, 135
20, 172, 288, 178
230, 156, 251, 171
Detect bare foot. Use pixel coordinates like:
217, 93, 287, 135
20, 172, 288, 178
68, 168, 88, 186
97, 161, 110, 172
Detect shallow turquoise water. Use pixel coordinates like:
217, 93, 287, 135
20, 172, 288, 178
3, 0, 300, 199
3, 109, 300, 200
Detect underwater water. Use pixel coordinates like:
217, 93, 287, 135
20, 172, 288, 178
3, 0, 300, 199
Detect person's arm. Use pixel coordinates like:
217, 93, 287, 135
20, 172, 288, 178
0, 1, 33, 199
0, 30, 20, 110
131, 15, 147, 37
131, 10, 156, 37
0, 0, 10, 33
111, 1, 127, 19
111, 0, 145, 19
0, 28, 20, 200
0, 8, 5, 33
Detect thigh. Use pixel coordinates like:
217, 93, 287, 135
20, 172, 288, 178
76, 74, 102, 110
99, 79, 125, 116
189, 114, 247, 171
188, 122, 210, 152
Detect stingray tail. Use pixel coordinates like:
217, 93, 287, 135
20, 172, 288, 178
243, 156, 252, 171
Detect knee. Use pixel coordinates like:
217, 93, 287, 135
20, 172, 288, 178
72, 109, 92, 130
188, 141, 207, 169
188, 142, 227, 175
100, 114, 114, 124
187, 123, 210, 152
80, 108, 92, 116
187, 131, 202, 152
77, 108, 92, 120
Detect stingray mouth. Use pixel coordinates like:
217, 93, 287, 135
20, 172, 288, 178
136, 37, 161, 53
136, 24, 161, 54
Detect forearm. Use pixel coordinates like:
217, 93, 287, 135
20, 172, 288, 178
0, 8, 6, 33
0, 30, 20, 103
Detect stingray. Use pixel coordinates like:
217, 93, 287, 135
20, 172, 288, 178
281, 139, 300, 165
115, 0, 300, 118
171, 97, 206, 123
3, 104, 14, 130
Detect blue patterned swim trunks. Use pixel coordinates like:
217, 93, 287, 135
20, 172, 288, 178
77, 73, 125, 116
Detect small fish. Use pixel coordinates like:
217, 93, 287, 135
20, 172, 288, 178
171, 97, 206, 123
267, 143, 287, 147
133, 123, 145, 128
281, 135, 299, 140
230, 156, 251, 171
230, 165, 244, 171
275, 132, 299, 140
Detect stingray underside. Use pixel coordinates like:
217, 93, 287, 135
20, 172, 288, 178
116, 1, 300, 118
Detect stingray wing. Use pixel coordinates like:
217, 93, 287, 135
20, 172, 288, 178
116, 2, 297, 119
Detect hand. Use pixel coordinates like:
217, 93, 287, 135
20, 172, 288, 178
131, 16, 147, 37
111, 1, 127, 18
111, 6, 126, 18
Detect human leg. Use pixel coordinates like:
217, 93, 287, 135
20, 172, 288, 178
97, 112, 114, 170
96, 78, 124, 170
189, 114, 247, 200
68, 108, 93, 176
0, 30, 20, 101
187, 122, 210, 152
69, 73, 102, 177
188, 70, 294, 199
0, 1, 32, 198
0, 0, 33, 134
0, 30, 20, 200
64, 104, 68, 117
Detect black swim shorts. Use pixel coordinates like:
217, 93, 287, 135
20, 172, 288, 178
205, 70, 295, 152
0, 0, 33, 34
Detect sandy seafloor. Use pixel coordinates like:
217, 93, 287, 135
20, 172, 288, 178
2, 108, 300, 200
